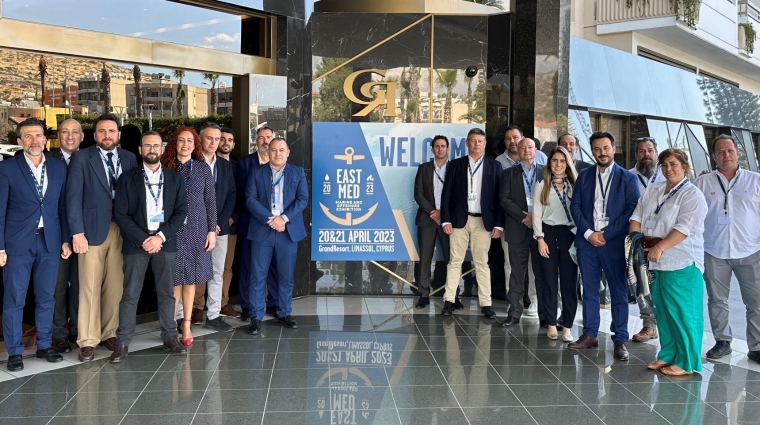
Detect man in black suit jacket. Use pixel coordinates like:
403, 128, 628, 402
216, 127, 241, 318
559, 133, 592, 171
110, 131, 188, 362
500, 138, 546, 326
440, 128, 504, 318
50, 119, 83, 353
414, 135, 452, 309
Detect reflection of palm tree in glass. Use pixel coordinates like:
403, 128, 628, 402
133, 65, 143, 117
173, 70, 186, 116
101, 62, 111, 113
38, 55, 48, 106
203, 73, 220, 115
436, 69, 458, 123
698, 76, 760, 130
464, 0, 505, 10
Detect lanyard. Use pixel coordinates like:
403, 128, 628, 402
468, 158, 484, 193
597, 168, 614, 214
522, 166, 536, 198
637, 170, 657, 189
271, 168, 285, 210
434, 163, 446, 184
551, 179, 572, 224
182, 160, 194, 187
99, 150, 121, 184
654, 178, 688, 215
716, 172, 739, 213
29, 162, 46, 201
143, 170, 164, 208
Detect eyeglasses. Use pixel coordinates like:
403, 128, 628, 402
141, 144, 162, 151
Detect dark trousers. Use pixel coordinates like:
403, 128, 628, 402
116, 251, 177, 346
578, 241, 629, 342
507, 238, 543, 319
52, 253, 79, 339
249, 230, 297, 321
240, 233, 278, 311
417, 224, 450, 297
538, 224, 578, 327
2, 233, 59, 356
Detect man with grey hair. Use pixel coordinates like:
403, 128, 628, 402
695, 134, 760, 363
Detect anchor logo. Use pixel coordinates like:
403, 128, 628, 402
334, 147, 365, 164
320, 146, 377, 226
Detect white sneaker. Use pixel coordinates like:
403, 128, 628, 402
525, 304, 538, 317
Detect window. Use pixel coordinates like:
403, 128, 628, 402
592, 113, 628, 166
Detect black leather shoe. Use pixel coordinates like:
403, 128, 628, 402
748, 350, 760, 364
52, 337, 72, 353
36, 348, 63, 363
415, 297, 429, 309
109, 345, 129, 363
441, 301, 454, 316
265, 306, 277, 316
706, 341, 732, 359
163, 337, 187, 355
247, 319, 262, 335
614, 342, 629, 361
501, 316, 520, 327
7, 355, 23, 372
240, 308, 251, 322
454, 298, 465, 310
278, 316, 299, 329
481, 306, 496, 319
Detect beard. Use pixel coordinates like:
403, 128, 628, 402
143, 154, 161, 165
636, 159, 655, 178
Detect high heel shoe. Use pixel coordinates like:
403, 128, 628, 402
181, 319, 193, 346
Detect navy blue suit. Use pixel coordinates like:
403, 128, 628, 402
213, 157, 236, 236
236, 153, 278, 312
570, 163, 639, 342
440, 155, 505, 231
245, 163, 308, 320
0, 154, 68, 356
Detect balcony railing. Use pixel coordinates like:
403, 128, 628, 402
739, 0, 760, 22
597, 0, 678, 24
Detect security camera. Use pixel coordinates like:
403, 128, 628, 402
465, 66, 478, 78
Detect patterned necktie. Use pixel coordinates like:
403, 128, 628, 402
106, 152, 116, 191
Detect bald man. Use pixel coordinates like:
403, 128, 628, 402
50, 119, 84, 353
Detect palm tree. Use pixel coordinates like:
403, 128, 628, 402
133, 65, 142, 117
38, 55, 48, 105
435, 69, 458, 123
465, 0, 505, 10
173, 69, 186, 116
398, 68, 412, 123
408, 65, 421, 122
464, 74, 474, 123
101, 62, 111, 114
203, 73, 220, 115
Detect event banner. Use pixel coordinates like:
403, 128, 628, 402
312, 122, 482, 261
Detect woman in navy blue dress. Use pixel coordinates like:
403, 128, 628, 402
162, 127, 217, 345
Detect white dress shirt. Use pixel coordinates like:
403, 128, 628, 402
61, 150, 73, 165
631, 179, 707, 271
467, 155, 484, 214
533, 180, 574, 239
584, 163, 614, 240
629, 165, 665, 196
25, 154, 48, 228
204, 153, 217, 185
433, 160, 447, 210
143, 164, 166, 242
97, 146, 121, 188
694, 169, 760, 259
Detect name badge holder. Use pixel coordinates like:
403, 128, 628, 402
467, 159, 483, 204
716, 173, 738, 226
645, 178, 688, 231
271, 169, 285, 216
595, 170, 613, 231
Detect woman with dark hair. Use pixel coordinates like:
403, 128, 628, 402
161, 127, 217, 346
630, 148, 707, 376
533, 146, 578, 342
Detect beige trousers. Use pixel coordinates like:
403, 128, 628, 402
77, 222, 124, 348
445, 216, 492, 306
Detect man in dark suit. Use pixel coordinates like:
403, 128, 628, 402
109, 131, 188, 362
245, 138, 308, 335
569, 131, 639, 361
191, 122, 236, 331
67, 113, 138, 362
414, 135, 451, 309
500, 138, 546, 326
50, 119, 83, 353
0, 118, 70, 371
440, 128, 504, 318
217, 127, 241, 318
236, 126, 279, 321
558, 133, 592, 172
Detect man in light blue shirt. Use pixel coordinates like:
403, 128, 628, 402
495, 125, 547, 170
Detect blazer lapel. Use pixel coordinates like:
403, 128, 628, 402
16, 155, 41, 202
88, 147, 111, 192
135, 168, 147, 219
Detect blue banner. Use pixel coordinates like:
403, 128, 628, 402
312, 122, 481, 261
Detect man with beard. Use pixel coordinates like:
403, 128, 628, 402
569, 131, 639, 361
216, 127, 241, 318
629, 137, 665, 343
110, 131, 188, 362
67, 113, 138, 361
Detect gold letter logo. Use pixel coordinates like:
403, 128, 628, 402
343, 69, 397, 118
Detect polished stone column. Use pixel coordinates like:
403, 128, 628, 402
511, 0, 570, 144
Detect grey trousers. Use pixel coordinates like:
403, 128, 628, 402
116, 251, 178, 346
52, 254, 79, 339
638, 298, 657, 329
705, 250, 760, 351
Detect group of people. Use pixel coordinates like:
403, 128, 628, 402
415, 126, 760, 376
0, 114, 308, 371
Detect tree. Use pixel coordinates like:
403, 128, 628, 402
460, 73, 486, 124
101, 62, 111, 114
203, 73, 220, 114
173, 70, 186, 116
312, 57, 353, 122
133, 65, 143, 117
409, 65, 422, 122
464, 0, 505, 10
464, 74, 474, 123
435, 69, 458, 123
38, 55, 48, 105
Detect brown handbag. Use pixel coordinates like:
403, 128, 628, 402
642, 236, 662, 249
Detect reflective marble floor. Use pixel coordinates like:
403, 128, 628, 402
0, 296, 759, 424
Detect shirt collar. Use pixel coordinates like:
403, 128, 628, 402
519, 161, 535, 174
97, 146, 118, 158
144, 163, 162, 177
61, 150, 73, 161
270, 163, 286, 174
204, 154, 217, 167
434, 160, 447, 171
24, 153, 45, 169
468, 155, 484, 167
597, 162, 615, 176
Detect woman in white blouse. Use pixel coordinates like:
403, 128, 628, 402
629, 148, 707, 376
533, 147, 578, 342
